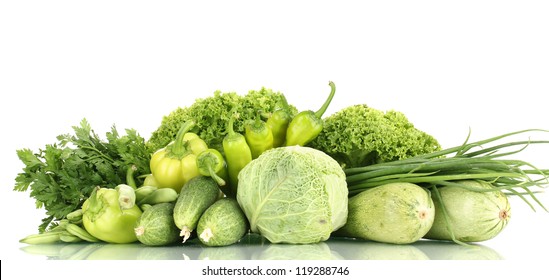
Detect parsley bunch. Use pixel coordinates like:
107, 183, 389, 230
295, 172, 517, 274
14, 119, 151, 232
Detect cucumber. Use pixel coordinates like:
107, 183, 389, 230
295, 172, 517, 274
197, 198, 248, 247
336, 182, 435, 244
173, 176, 221, 242
424, 180, 510, 242
134, 203, 181, 246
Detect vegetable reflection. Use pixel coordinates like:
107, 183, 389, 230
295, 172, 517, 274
19, 235, 501, 260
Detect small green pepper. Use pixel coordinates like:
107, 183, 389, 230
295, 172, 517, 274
285, 81, 336, 147
266, 95, 293, 148
196, 148, 229, 190
222, 113, 253, 196
245, 114, 274, 159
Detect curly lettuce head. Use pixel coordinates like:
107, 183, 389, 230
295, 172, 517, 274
146, 88, 297, 154
310, 104, 441, 168
236, 146, 348, 244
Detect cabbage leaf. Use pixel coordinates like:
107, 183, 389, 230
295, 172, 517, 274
237, 146, 348, 244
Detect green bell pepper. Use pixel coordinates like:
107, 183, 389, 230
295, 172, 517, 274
82, 187, 142, 244
149, 120, 208, 192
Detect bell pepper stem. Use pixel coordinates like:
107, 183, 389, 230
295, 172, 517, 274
314, 81, 336, 118
253, 112, 262, 127
117, 184, 136, 210
172, 120, 196, 155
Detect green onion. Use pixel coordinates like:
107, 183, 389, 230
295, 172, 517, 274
345, 129, 549, 211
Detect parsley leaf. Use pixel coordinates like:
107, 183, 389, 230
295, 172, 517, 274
14, 118, 151, 232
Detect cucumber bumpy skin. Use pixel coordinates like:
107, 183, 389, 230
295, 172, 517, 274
134, 203, 181, 246
197, 198, 249, 247
173, 176, 221, 242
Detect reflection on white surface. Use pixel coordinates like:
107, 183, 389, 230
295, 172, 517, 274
412, 240, 502, 260
329, 238, 429, 260
19, 234, 502, 260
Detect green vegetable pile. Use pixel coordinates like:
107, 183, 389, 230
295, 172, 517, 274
146, 87, 298, 153
13, 81, 549, 251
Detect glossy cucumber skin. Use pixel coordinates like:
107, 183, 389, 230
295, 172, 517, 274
197, 198, 249, 247
173, 176, 220, 237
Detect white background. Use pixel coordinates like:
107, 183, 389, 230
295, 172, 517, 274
1, 0, 548, 279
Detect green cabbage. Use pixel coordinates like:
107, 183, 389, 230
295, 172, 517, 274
236, 146, 348, 244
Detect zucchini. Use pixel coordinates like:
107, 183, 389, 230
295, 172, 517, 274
197, 198, 248, 247
337, 182, 435, 244
425, 180, 510, 242
134, 203, 181, 246
173, 176, 220, 242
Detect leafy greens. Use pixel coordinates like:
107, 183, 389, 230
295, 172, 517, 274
14, 119, 151, 232
146, 88, 298, 154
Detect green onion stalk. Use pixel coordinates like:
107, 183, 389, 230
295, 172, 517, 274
345, 129, 549, 212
